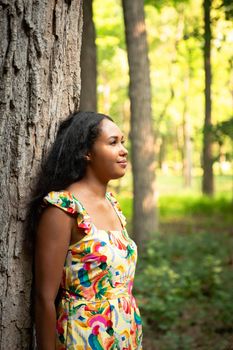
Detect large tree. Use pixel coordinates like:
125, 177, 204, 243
202, 0, 213, 195
122, 0, 157, 248
79, 0, 97, 111
0, 0, 83, 347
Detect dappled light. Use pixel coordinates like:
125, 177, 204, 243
142, 188, 158, 213
134, 21, 146, 37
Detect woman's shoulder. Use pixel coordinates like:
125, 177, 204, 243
43, 191, 78, 215
43, 191, 92, 234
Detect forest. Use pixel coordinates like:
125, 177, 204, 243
0, 0, 232, 348
87, 0, 233, 348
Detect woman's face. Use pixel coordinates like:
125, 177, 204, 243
87, 118, 128, 182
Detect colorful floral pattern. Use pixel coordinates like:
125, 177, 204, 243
44, 191, 143, 350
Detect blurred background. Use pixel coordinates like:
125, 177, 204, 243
80, 0, 233, 349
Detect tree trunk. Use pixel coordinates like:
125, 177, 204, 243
202, 0, 214, 195
183, 76, 192, 187
79, 0, 97, 111
0, 1, 83, 348
122, 0, 158, 249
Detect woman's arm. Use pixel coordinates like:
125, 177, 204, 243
34, 206, 73, 350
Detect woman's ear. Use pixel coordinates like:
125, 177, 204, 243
85, 153, 91, 161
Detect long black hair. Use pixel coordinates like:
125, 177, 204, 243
25, 111, 113, 249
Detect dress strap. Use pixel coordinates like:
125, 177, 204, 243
105, 192, 127, 228
43, 191, 92, 234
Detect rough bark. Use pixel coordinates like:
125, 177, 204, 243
0, 0, 83, 348
122, 0, 158, 249
79, 0, 97, 111
182, 76, 192, 187
202, 0, 214, 195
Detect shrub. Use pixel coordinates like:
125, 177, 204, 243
134, 232, 233, 335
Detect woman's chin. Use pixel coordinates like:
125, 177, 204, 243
109, 170, 126, 180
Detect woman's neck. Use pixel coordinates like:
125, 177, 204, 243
67, 174, 108, 200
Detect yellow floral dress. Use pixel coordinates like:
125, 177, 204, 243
44, 191, 143, 350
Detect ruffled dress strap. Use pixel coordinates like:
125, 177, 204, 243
43, 191, 92, 234
106, 191, 127, 228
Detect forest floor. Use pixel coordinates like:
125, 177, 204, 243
141, 211, 233, 350
117, 174, 233, 350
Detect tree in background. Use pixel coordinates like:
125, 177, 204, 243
202, 0, 214, 195
0, 0, 83, 347
182, 64, 193, 187
80, 0, 97, 111
122, 0, 158, 247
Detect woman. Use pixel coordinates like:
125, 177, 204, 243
27, 111, 142, 349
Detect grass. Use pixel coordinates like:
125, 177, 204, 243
155, 173, 232, 198
118, 193, 233, 236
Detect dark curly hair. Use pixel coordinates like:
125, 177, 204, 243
25, 111, 113, 248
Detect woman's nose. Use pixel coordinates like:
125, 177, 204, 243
120, 144, 128, 156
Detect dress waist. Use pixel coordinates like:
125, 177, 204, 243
60, 287, 133, 303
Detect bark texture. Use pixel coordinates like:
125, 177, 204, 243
183, 76, 192, 188
202, 0, 214, 195
79, 0, 97, 111
0, 0, 83, 348
122, 0, 158, 248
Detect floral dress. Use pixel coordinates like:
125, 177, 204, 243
43, 191, 143, 350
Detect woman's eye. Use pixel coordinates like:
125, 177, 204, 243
110, 139, 126, 145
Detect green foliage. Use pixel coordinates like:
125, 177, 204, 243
134, 231, 233, 347
145, 0, 190, 10
159, 194, 233, 217
221, 0, 233, 19
94, 0, 128, 124
118, 177, 233, 223
212, 116, 233, 141
95, 0, 233, 170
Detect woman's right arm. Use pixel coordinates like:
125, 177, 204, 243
34, 206, 73, 350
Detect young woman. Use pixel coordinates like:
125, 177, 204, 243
27, 111, 142, 349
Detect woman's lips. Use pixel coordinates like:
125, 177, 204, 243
117, 161, 127, 168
